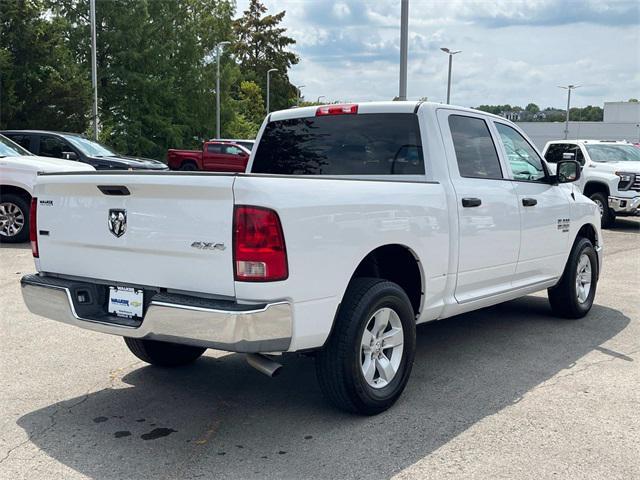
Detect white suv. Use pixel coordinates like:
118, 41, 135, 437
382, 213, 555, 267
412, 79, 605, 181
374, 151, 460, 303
543, 140, 640, 227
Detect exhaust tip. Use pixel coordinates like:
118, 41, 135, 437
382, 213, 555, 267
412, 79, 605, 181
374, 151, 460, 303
246, 353, 283, 378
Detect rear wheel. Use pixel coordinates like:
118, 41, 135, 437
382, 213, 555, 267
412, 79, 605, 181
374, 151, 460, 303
589, 192, 615, 228
548, 237, 598, 319
0, 194, 30, 243
124, 338, 206, 367
180, 161, 198, 171
316, 278, 416, 415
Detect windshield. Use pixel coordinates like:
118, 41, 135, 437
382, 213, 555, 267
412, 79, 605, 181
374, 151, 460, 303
0, 134, 33, 157
62, 135, 118, 157
585, 144, 640, 162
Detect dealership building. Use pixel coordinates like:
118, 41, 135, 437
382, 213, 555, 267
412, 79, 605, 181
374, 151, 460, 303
518, 101, 640, 149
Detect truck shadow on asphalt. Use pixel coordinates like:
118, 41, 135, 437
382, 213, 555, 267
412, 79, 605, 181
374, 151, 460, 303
16, 296, 630, 479
610, 218, 640, 231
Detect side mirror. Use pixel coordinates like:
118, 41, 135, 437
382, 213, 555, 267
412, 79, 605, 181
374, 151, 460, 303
556, 160, 581, 183
62, 151, 78, 161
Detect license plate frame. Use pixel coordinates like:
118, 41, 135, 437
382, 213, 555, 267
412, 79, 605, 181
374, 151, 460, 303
108, 286, 144, 319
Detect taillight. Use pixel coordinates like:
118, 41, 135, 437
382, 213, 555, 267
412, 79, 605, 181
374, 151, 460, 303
234, 206, 288, 282
30, 197, 39, 258
316, 104, 358, 116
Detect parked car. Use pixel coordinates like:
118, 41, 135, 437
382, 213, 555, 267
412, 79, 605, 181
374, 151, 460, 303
543, 139, 640, 227
0, 130, 168, 171
0, 134, 94, 243
211, 138, 255, 151
167, 141, 250, 171
22, 102, 600, 415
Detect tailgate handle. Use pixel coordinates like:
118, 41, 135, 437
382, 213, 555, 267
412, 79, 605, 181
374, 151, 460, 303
98, 185, 130, 196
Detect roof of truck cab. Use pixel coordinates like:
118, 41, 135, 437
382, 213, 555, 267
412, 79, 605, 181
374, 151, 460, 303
268, 101, 506, 122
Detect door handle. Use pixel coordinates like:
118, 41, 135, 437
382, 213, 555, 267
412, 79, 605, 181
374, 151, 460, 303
522, 198, 537, 207
461, 198, 482, 208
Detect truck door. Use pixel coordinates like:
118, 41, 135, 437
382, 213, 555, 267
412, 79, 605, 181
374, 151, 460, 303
492, 121, 571, 285
438, 110, 521, 303
203, 143, 224, 171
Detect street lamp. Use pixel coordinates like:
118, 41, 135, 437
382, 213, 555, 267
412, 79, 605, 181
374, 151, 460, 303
558, 84, 580, 140
215, 41, 231, 139
89, 0, 98, 139
317, 96, 325, 103
440, 48, 461, 104
266, 68, 278, 114
398, 0, 409, 100
296, 85, 305, 106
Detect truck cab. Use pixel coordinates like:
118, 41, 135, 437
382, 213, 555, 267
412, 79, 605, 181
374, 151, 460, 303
543, 140, 640, 227
167, 141, 250, 172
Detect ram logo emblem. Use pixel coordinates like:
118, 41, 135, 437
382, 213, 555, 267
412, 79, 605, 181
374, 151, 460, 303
108, 209, 127, 238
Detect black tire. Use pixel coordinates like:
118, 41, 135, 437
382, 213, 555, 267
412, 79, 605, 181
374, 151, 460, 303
548, 237, 598, 319
123, 337, 205, 367
316, 277, 416, 415
589, 192, 615, 228
180, 161, 198, 171
0, 193, 30, 243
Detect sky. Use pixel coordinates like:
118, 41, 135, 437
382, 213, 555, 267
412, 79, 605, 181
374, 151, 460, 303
236, 0, 640, 109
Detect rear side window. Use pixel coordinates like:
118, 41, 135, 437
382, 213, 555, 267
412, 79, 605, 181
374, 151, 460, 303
252, 113, 424, 175
207, 144, 223, 154
545, 143, 584, 165
5, 134, 32, 151
448, 115, 502, 179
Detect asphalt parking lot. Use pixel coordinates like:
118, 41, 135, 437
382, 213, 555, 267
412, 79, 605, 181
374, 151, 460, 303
1, 219, 639, 480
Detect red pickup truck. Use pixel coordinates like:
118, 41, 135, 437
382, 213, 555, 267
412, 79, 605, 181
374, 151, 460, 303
167, 141, 251, 172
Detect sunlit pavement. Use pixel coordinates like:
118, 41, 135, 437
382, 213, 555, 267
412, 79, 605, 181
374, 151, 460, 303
1, 219, 638, 480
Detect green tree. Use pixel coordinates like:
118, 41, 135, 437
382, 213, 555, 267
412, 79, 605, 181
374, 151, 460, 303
525, 103, 540, 114
0, 0, 91, 131
232, 0, 299, 112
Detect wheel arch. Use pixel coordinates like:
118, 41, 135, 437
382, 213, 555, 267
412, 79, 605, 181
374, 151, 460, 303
583, 181, 610, 197
347, 243, 424, 318
0, 184, 32, 202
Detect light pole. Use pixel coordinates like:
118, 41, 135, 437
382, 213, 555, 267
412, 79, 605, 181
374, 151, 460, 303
266, 68, 277, 114
558, 84, 580, 140
89, 0, 98, 140
296, 85, 305, 106
440, 48, 461, 104
398, 0, 409, 100
215, 41, 230, 139
317, 96, 325, 103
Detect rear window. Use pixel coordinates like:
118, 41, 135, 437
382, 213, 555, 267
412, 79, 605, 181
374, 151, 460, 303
252, 113, 424, 175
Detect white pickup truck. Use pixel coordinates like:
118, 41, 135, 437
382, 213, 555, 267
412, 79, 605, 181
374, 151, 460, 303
22, 102, 601, 414
1, 134, 94, 243
542, 140, 640, 227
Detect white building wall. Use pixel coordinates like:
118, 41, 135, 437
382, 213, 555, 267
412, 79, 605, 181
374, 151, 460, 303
519, 121, 640, 149
604, 102, 640, 123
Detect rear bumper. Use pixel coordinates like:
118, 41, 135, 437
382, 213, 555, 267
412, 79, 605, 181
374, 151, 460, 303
21, 274, 292, 353
609, 195, 640, 214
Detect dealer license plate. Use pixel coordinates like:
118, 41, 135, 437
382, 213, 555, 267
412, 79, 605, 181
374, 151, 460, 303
108, 286, 144, 319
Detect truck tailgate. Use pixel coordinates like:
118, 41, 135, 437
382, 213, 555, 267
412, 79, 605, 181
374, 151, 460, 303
34, 173, 236, 297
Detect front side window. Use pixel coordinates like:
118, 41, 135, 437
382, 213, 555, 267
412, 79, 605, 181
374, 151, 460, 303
252, 113, 425, 175
448, 115, 502, 179
224, 145, 244, 156
39, 136, 69, 158
495, 123, 546, 182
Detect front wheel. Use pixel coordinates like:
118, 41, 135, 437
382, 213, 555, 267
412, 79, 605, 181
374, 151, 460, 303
0, 194, 30, 243
124, 338, 206, 367
548, 237, 598, 319
589, 192, 615, 228
316, 278, 416, 415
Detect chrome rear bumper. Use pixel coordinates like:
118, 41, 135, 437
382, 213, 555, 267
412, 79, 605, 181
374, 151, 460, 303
21, 274, 291, 353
